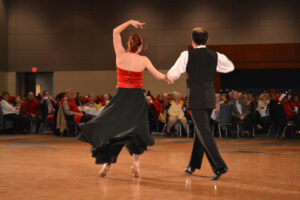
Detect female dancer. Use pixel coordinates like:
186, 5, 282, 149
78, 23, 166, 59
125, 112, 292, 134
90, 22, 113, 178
78, 20, 168, 177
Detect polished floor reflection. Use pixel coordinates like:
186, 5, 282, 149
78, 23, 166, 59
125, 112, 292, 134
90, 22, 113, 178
0, 135, 300, 200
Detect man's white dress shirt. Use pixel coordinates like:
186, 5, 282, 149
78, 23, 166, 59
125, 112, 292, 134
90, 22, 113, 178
167, 45, 235, 83
0, 100, 17, 115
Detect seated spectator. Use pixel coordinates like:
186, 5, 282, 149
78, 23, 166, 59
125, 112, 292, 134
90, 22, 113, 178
166, 92, 187, 134
281, 94, 295, 120
22, 92, 42, 132
230, 91, 254, 136
244, 93, 256, 114
14, 95, 23, 111
257, 94, 269, 110
63, 89, 93, 124
244, 93, 258, 129
0, 92, 28, 133
103, 93, 112, 106
75, 92, 84, 106
256, 93, 270, 132
22, 92, 41, 119
220, 94, 229, 104
280, 94, 300, 134
153, 93, 167, 124
40, 90, 55, 120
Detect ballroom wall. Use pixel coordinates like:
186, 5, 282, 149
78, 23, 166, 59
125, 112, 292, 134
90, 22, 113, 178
7, 0, 300, 72
53, 70, 187, 97
1, 0, 300, 96
0, 0, 8, 92
0, 0, 7, 71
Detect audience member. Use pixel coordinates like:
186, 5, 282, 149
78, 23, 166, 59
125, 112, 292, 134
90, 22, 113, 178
0, 92, 27, 133
166, 92, 187, 135
75, 92, 84, 106
14, 95, 23, 111
103, 93, 112, 106
63, 89, 93, 124
23, 92, 41, 119
230, 91, 254, 136
220, 94, 229, 104
21, 91, 41, 132
40, 90, 55, 120
256, 93, 270, 132
280, 94, 300, 134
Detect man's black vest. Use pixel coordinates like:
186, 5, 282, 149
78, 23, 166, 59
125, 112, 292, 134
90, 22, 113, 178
186, 48, 217, 109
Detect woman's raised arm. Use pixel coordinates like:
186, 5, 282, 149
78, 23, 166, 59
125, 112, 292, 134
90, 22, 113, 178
113, 20, 145, 56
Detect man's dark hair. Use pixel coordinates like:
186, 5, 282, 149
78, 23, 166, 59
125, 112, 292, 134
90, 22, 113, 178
192, 27, 208, 45
2, 91, 9, 97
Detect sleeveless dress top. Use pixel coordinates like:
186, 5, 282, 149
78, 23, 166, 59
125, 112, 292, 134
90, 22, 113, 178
116, 67, 144, 89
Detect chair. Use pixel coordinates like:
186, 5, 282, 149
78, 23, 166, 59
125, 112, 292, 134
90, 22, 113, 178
160, 118, 184, 138
174, 120, 183, 138
280, 120, 297, 139
0, 106, 13, 131
38, 115, 53, 134
236, 120, 256, 138
218, 104, 233, 138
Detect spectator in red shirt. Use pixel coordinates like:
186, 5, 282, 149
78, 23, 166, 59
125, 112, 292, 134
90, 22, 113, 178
153, 93, 164, 118
289, 95, 300, 110
23, 92, 41, 119
281, 94, 300, 134
281, 95, 295, 120
20, 91, 41, 133
63, 89, 93, 124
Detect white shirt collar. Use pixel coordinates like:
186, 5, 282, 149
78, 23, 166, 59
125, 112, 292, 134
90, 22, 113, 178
196, 45, 206, 49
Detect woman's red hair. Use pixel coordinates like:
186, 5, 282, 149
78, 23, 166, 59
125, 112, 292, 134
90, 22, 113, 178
127, 33, 147, 52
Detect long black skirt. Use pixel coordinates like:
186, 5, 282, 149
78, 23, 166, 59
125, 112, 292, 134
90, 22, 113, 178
78, 88, 154, 164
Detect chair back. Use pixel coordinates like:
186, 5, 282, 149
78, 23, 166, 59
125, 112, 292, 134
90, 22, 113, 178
220, 104, 233, 125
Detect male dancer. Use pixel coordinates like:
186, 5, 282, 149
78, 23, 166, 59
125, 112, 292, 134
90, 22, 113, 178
167, 27, 234, 180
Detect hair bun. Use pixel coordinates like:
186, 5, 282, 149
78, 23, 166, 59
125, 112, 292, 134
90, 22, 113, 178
128, 33, 143, 52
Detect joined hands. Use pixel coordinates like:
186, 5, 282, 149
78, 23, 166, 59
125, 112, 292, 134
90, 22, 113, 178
164, 74, 173, 84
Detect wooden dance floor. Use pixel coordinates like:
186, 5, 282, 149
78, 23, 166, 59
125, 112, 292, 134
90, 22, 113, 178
0, 134, 300, 200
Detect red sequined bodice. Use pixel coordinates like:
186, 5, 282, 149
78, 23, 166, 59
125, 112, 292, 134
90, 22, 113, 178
116, 67, 144, 89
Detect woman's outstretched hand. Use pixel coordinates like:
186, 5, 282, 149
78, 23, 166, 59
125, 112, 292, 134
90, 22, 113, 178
130, 20, 145, 29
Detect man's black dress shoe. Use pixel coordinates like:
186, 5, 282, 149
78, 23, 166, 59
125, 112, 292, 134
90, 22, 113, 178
184, 166, 195, 175
210, 166, 228, 181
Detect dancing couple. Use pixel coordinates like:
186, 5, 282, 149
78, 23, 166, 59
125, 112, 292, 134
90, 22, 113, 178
78, 20, 234, 180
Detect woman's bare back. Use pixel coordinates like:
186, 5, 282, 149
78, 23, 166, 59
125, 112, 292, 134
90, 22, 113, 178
116, 52, 146, 72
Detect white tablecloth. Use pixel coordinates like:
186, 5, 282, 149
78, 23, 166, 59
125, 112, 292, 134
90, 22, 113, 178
82, 109, 102, 116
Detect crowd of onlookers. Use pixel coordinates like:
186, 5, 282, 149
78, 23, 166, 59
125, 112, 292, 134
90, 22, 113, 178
145, 89, 300, 138
1, 88, 300, 138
